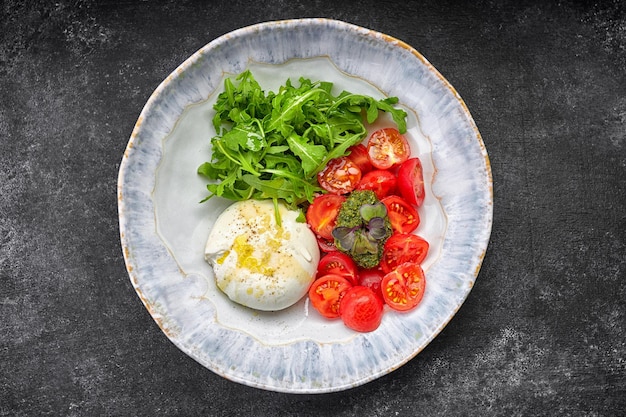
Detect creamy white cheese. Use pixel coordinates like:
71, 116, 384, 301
204, 199, 320, 311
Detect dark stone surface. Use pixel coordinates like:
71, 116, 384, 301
1, 0, 624, 415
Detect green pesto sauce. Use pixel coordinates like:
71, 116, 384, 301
336, 190, 379, 227
334, 190, 392, 269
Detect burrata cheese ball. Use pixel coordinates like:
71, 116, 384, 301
204, 199, 320, 311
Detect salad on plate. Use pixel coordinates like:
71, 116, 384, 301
198, 70, 430, 333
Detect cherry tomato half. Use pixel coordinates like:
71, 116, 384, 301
380, 233, 430, 274
316, 235, 338, 253
317, 157, 362, 195
358, 267, 385, 301
346, 144, 373, 175
340, 286, 384, 332
381, 262, 426, 312
366, 128, 411, 170
397, 157, 425, 207
317, 252, 358, 285
381, 195, 420, 234
306, 194, 346, 240
309, 274, 353, 319
356, 169, 397, 200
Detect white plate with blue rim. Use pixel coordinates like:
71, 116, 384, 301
117, 18, 492, 393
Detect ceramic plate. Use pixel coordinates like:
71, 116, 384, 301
118, 18, 492, 393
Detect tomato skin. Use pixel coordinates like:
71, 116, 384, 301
357, 268, 385, 301
381, 262, 426, 312
309, 275, 353, 319
397, 157, 425, 207
339, 286, 384, 332
317, 157, 362, 195
306, 194, 346, 240
346, 144, 373, 175
380, 233, 429, 274
317, 252, 359, 285
316, 235, 338, 253
356, 170, 397, 200
381, 195, 420, 234
366, 128, 411, 170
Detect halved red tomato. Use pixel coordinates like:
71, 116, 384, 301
357, 267, 385, 301
317, 252, 358, 285
316, 235, 338, 253
317, 156, 362, 195
381, 195, 420, 234
397, 157, 425, 207
356, 170, 397, 200
309, 274, 353, 318
381, 262, 426, 311
380, 233, 429, 274
340, 286, 384, 332
306, 194, 346, 240
346, 144, 373, 175
366, 128, 411, 170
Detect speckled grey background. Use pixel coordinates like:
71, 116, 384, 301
1, 0, 625, 415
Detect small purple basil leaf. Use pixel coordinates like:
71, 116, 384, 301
332, 226, 356, 251
352, 231, 378, 255
367, 217, 388, 240
359, 202, 387, 222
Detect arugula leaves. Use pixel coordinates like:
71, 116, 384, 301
197, 70, 407, 210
